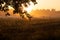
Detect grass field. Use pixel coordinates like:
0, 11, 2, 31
0, 17, 60, 40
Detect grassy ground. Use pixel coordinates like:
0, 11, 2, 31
0, 17, 60, 40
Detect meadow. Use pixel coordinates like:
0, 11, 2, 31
0, 17, 60, 40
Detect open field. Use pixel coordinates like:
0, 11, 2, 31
0, 17, 60, 40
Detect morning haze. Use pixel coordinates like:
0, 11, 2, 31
34, 0, 60, 11
0, 0, 60, 40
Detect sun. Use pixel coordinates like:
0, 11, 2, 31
22, 1, 35, 14
26, 1, 34, 13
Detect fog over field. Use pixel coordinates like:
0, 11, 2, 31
0, 9, 60, 19
0, 0, 60, 40
0, 10, 60, 40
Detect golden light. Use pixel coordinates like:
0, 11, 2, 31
22, 1, 35, 14
1, 2, 14, 10
26, 1, 34, 13
8, 6, 14, 10
2, 2, 6, 7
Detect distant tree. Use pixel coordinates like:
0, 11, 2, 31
46, 9, 50, 11
51, 9, 56, 13
51, 9, 55, 12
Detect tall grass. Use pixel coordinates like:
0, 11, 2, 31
0, 18, 60, 40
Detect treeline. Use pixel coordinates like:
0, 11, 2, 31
32, 9, 60, 14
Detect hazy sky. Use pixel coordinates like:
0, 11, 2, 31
34, 0, 60, 10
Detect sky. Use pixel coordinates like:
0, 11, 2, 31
34, 0, 60, 11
